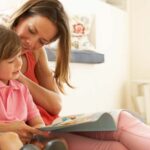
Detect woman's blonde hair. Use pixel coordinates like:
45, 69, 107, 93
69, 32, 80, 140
9, 0, 71, 93
0, 25, 21, 61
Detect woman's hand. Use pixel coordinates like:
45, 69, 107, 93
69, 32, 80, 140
17, 71, 26, 84
6, 121, 43, 144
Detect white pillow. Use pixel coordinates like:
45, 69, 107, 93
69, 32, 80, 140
69, 14, 95, 50
0, 8, 14, 26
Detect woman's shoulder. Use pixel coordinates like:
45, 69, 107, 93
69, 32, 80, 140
32, 47, 45, 61
33, 47, 48, 64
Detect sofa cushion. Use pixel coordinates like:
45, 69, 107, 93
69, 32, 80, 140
45, 48, 104, 64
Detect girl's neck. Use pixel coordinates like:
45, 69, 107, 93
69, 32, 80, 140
0, 80, 9, 85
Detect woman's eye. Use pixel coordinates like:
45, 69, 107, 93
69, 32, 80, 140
39, 40, 49, 46
39, 40, 45, 45
28, 27, 36, 34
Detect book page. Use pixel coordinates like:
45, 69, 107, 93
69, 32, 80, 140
50, 112, 102, 128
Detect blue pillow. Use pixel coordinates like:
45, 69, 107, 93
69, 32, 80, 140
45, 48, 104, 64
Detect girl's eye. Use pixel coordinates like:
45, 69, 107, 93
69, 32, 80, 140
18, 54, 21, 58
8, 59, 15, 63
7, 54, 21, 63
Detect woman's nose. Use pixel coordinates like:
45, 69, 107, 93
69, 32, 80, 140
24, 39, 32, 51
26, 38, 38, 50
26, 39, 32, 47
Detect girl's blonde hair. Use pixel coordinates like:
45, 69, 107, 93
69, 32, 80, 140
0, 25, 21, 61
9, 0, 71, 93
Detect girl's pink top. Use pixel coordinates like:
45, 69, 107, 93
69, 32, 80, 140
0, 80, 40, 122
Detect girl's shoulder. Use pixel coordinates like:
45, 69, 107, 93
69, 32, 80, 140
10, 80, 27, 91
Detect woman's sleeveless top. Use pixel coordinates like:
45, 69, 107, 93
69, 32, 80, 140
24, 52, 58, 125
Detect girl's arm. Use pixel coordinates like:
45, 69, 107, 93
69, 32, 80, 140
0, 121, 42, 144
19, 48, 62, 115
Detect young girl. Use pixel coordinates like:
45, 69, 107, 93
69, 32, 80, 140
0, 25, 68, 150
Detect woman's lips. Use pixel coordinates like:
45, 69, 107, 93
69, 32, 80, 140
22, 45, 32, 52
22, 45, 29, 50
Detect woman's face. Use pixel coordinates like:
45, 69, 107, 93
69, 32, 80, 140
14, 15, 58, 53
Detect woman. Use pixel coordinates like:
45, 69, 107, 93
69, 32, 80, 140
6, 0, 150, 150
9, 0, 71, 125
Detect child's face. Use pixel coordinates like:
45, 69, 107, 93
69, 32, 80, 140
0, 52, 22, 84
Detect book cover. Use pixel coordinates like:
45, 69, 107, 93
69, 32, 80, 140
40, 111, 118, 132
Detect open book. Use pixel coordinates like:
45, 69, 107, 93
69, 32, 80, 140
40, 111, 120, 132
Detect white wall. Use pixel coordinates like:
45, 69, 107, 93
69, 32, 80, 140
59, 0, 130, 115
0, 0, 23, 10
129, 0, 150, 80
126, 0, 150, 113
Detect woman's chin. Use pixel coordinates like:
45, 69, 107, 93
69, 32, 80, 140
21, 47, 32, 54
21, 50, 29, 54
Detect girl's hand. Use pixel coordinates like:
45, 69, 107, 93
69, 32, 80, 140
7, 121, 43, 144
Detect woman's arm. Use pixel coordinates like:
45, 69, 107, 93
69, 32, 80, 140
19, 48, 62, 115
28, 116, 45, 128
